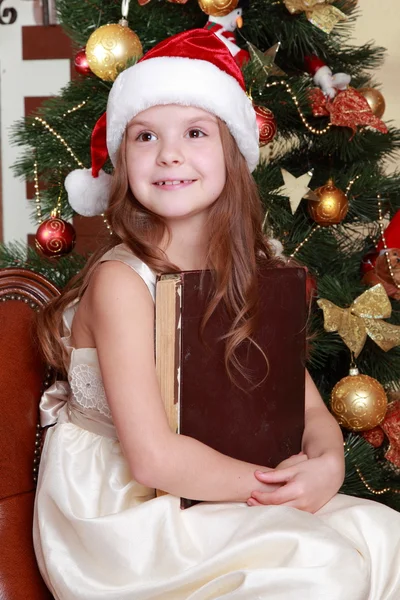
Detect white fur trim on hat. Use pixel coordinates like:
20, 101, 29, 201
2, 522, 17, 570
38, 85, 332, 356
106, 57, 260, 172
65, 168, 112, 217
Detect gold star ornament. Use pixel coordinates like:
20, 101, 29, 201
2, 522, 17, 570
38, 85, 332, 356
247, 42, 286, 88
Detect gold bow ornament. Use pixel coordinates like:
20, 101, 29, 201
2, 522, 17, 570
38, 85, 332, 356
317, 284, 400, 357
283, 0, 347, 34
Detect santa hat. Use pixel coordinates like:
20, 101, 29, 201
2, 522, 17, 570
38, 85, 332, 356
377, 210, 400, 253
65, 28, 259, 217
304, 55, 332, 89
361, 210, 400, 275
304, 55, 327, 77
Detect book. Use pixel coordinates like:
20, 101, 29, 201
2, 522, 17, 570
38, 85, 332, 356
155, 266, 307, 508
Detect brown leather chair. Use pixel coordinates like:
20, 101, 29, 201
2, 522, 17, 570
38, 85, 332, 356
0, 268, 59, 600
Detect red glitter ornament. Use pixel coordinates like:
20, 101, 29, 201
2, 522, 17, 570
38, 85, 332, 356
74, 48, 92, 77
35, 212, 76, 258
253, 105, 277, 146
309, 87, 388, 136
362, 397, 400, 468
306, 271, 318, 304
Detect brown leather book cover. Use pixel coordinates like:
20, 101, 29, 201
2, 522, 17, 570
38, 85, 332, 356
155, 266, 307, 509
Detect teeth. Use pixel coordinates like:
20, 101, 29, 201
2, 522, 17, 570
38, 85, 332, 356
156, 180, 192, 186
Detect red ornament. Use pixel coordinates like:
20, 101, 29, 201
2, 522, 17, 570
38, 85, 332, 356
362, 426, 385, 448
309, 87, 388, 136
35, 213, 76, 258
362, 397, 400, 468
74, 48, 92, 77
306, 271, 318, 304
361, 210, 400, 301
361, 249, 378, 276
254, 105, 277, 146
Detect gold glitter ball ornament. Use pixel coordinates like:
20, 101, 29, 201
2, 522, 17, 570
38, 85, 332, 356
331, 369, 388, 432
358, 87, 386, 119
308, 178, 348, 225
86, 21, 143, 82
198, 0, 238, 17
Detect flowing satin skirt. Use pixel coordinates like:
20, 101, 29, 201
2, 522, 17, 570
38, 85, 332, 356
34, 421, 400, 600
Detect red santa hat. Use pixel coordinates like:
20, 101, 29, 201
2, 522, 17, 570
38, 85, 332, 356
304, 55, 327, 77
376, 210, 400, 253
65, 28, 260, 217
361, 210, 400, 275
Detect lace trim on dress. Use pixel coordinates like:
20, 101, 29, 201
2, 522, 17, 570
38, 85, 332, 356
69, 364, 111, 419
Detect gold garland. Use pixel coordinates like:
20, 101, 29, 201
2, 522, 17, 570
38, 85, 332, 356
62, 99, 87, 118
289, 224, 321, 259
32, 102, 112, 234
265, 80, 331, 136
356, 467, 400, 496
33, 158, 64, 226
33, 117, 85, 168
377, 197, 400, 290
345, 174, 361, 197
33, 156, 43, 225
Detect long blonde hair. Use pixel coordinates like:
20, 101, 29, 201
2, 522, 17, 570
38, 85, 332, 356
37, 119, 280, 383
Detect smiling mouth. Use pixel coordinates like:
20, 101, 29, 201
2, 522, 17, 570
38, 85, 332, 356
154, 180, 195, 186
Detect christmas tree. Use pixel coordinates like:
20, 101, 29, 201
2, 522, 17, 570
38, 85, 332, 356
5, 0, 400, 508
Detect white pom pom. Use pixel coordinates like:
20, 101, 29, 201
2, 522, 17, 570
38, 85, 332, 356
65, 168, 112, 217
313, 65, 335, 98
268, 238, 284, 257
331, 72, 351, 91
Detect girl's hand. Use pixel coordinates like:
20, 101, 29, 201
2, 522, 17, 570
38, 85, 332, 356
247, 452, 344, 513
275, 451, 308, 471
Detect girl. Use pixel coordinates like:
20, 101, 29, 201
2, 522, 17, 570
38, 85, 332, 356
34, 29, 400, 600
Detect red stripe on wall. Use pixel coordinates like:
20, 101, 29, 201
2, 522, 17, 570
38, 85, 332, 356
22, 25, 77, 80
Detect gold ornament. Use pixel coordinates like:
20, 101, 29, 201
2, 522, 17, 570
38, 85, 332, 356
358, 88, 386, 119
308, 178, 348, 225
247, 42, 285, 89
331, 368, 387, 431
86, 20, 143, 82
283, 0, 346, 34
318, 284, 400, 358
198, 0, 238, 17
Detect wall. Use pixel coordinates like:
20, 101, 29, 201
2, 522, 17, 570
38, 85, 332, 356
352, 0, 400, 172
0, 1, 70, 244
0, 1, 399, 243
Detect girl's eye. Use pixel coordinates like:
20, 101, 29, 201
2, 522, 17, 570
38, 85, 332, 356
187, 129, 206, 139
137, 132, 157, 142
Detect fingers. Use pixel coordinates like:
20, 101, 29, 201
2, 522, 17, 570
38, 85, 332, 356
250, 483, 298, 506
247, 495, 315, 513
277, 454, 308, 470
254, 468, 294, 484
247, 497, 262, 507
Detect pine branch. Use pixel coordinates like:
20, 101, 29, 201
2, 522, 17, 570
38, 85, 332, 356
0, 243, 86, 289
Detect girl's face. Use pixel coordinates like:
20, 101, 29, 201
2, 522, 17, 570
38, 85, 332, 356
125, 105, 226, 223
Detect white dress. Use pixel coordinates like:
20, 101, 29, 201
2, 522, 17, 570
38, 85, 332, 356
34, 244, 400, 600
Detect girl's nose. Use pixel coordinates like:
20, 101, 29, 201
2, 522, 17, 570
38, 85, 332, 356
156, 140, 185, 166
